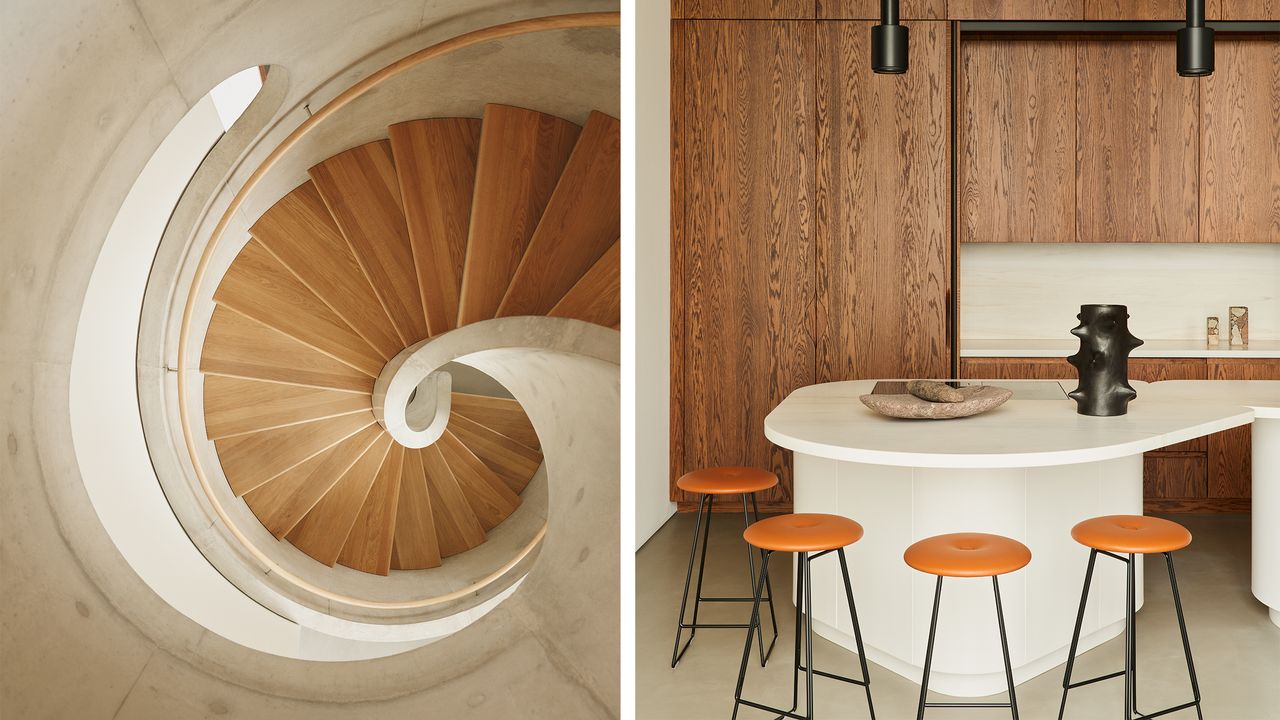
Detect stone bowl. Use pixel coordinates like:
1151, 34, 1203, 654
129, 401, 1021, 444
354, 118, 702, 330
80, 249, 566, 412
859, 385, 1013, 420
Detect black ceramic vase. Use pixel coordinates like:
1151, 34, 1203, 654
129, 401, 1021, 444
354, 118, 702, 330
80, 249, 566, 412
1066, 304, 1144, 417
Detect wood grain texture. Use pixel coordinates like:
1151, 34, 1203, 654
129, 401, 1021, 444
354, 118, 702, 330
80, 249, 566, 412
499, 111, 621, 317
457, 104, 581, 325
437, 430, 521, 531
420, 445, 486, 557
214, 411, 376, 496
679, 19, 816, 507
1076, 37, 1198, 243
310, 140, 427, 345
392, 447, 442, 569
448, 412, 543, 494
671, 20, 689, 501
947, 0, 1083, 18
203, 375, 370, 440
959, 356, 1074, 379
1200, 35, 1280, 243
1129, 358, 1208, 451
1207, 0, 1280, 18
959, 37, 1075, 243
818, 0, 944, 18
547, 238, 621, 327
250, 181, 402, 360
1207, 358, 1280, 498
1145, 497, 1250, 513
337, 443, 404, 575
449, 392, 541, 449
674, 0, 816, 17
242, 425, 384, 538
1208, 358, 1280, 380
200, 306, 374, 394
213, 239, 385, 375
1143, 452, 1207, 498
817, 21, 950, 383
287, 433, 392, 566
388, 118, 482, 336
1085, 0, 1182, 18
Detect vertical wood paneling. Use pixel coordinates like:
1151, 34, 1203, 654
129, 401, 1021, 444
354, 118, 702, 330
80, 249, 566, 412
1207, 0, 1280, 19
670, 20, 689, 498
947, 0, 1083, 19
1085, 0, 1183, 18
816, 21, 951, 381
960, 37, 1075, 243
1200, 35, 1280, 244
1205, 358, 1279, 500
674, 0, 817, 18
959, 356, 1074, 379
679, 20, 816, 506
1076, 37, 1198, 243
1143, 454, 1207, 498
817, 0, 945, 18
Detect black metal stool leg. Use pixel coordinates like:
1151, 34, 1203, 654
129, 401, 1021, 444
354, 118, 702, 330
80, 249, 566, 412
1165, 553, 1204, 720
916, 576, 944, 720
993, 576, 1019, 720
1058, 549, 1098, 720
838, 548, 876, 719
742, 493, 778, 666
689, 495, 716, 633
671, 494, 709, 667
731, 551, 772, 720
802, 553, 815, 720
1124, 553, 1136, 720
790, 552, 806, 714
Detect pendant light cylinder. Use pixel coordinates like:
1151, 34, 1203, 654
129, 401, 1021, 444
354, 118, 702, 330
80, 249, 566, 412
1177, 0, 1214, 76
871, 0, 908, 74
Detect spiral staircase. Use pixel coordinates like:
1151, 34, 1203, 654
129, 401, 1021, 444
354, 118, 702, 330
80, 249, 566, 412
199, 103, 619, 576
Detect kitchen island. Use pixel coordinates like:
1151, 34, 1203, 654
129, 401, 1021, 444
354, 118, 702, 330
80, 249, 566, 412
765, 379, 1255, 697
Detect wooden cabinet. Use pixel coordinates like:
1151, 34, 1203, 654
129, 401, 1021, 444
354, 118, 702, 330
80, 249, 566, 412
960, 357, 1073, 378
672, 20, 815, 508
673, 0, 816, 18
1206, 359, 1280, 503
1076, 37, 1199, 243
817, 0, 945, 18
947, 0, 1083, 19
959, 37, 1076, 243
1200, 35, 1280, 244
816, 21, 952, 381
1085, 0, 1183, 19
1208, 0, 1280, 19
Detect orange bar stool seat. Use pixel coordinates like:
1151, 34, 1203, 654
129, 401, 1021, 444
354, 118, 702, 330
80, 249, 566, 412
670, 467, 779, 668
732, 514, 875, 720
905, 533, 1029, 720
1058, 515, 1202, 720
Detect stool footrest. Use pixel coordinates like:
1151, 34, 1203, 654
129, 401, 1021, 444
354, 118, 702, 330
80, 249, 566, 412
924, 702, 1013, 709
697, 595, 772, 603
796, 664, 870, 687
1135, 700, 1201, 720
734, 697, 807, 720
1064, 669, 1125, 689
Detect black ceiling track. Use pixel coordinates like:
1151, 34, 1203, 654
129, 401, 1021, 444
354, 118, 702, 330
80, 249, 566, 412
958, 20, 1279, 33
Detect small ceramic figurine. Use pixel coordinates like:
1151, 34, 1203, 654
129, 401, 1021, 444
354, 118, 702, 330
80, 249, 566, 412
1229, 306, 1249, 347
1206, 316, 1219, 346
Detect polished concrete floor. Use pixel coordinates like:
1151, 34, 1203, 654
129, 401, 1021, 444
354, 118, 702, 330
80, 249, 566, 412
637, 511, 1280, 719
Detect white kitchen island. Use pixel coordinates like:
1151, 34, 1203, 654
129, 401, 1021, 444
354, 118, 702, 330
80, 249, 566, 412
764, 380, 1255, 697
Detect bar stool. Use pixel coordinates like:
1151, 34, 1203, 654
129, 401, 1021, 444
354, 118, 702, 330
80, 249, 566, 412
671, 467, 779, 668
905, 532, 1030, 720
732, 513, 875, 720
1058, 515, 1202, 720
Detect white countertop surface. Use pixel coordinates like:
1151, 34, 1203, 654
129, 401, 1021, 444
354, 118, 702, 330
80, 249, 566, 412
764, 380, 1256, 469
1142, 380, 1280, 419
961, 338, 1280, 359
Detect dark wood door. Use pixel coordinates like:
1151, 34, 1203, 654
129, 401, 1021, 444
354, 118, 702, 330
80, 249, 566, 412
673, 19, 816, 508
816, 20, 952, 382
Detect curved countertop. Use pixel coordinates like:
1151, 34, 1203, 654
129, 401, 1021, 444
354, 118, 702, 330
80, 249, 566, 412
1140, 380, 1280, 419
764, 380, 1256, 469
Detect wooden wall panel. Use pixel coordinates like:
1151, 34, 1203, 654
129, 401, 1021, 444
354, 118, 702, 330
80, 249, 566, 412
960, 356, 1074, 379
817, 21, 951, 383
959, 38, 1075, 243
1076, 37, 1198, 243
1130, 358, 1208, 451
1207, 0, 1280, 19
1143, 453, 1207, 498
677, 20, 816, 507
1208, 358, 1280, 381
1201, 35, 1280, 244
674, 0, 816, 18
1085, 0, 1183, 19
818, 0, 944, 18
947, 0, 1083, 19
671, 20, 689, 495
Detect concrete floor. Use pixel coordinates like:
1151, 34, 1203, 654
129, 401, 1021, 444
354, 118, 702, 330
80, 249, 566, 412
637, 511, 1280, 719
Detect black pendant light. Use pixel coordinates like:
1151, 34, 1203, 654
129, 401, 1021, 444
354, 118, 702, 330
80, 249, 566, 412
1177, 0, 1214, 76
871, 0, 908, 74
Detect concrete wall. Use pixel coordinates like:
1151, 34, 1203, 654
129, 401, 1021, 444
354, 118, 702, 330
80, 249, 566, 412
0, 1, 619, 716
634, 0, 676, 549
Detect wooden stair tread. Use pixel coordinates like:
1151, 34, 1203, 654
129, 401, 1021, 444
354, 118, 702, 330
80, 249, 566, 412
309, 141, 427, 345
449, 392, 540, 450
392, 448, 443, 569
337, 443, 405, 575
437, 430, 521, 530
498, 111, 621, 317
251, 181, 403, 360
388, 118, 482, 337
447, 412, 543, 494
214, 239, 385, 376
203, 375, 370, 440
201, 306, 374, 393
548, 238, 620, 328
457, 104, 580, 325
214, 411, 376, 496
287, 433, 393, 566
420, 445, 487, 557
242, 425, 384, 538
